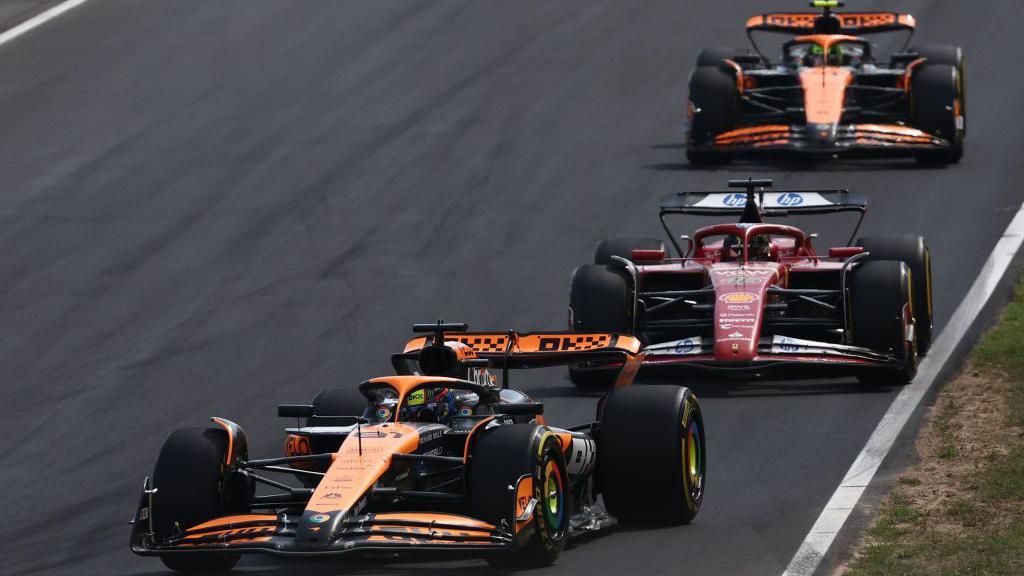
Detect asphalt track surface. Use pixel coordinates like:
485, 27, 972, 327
2, 1, 1023, 575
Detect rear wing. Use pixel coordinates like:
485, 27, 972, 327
745, 11, 915, 34
659, 190, 867, 217
395, 323, 643, 388
658, 178, 867, 255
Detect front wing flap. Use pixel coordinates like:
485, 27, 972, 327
573, 335, 904, 377
696, 123, 952, 156
131, 510, 513, 557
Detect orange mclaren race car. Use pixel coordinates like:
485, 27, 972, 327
568, 179, 932, 387
130, 323, 705, 572
686, 1, 965, 164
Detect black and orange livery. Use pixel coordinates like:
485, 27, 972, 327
686, 1, 965, 164
131, 323, 704, 572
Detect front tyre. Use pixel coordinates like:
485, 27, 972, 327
687, 67, 738, 165
468, 424, 569, 568
850, 260, 918, 385
568, 264, 633, 389
151, 427, 244, 573
598, 386, 705, 524
911, 63, 964, 164
856, 236, 933, 355
912, 45, 966, 134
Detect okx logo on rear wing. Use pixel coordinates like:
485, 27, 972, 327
395, 323, 644, 388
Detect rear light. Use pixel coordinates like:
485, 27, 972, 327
631, 249, 666, 262
828, 247, 865, 258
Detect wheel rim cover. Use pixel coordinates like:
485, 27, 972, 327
686, 419, 704, 497
542, 460, 564, 528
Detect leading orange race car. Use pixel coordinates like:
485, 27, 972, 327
686, 1, 965, 164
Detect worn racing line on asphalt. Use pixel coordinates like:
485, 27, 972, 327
0, 1, 1021, 575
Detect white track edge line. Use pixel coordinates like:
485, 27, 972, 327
0, 0, 90, 46
782, 202, 1024, 576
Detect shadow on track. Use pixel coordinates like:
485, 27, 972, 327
645, 143, 950, 173
637, 373, 900, 399
125, 557, 506, 576
535, 372, 901, 400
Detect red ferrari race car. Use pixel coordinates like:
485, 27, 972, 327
568, 179, 933, 387
130, 323, 705, 572
686, 1, 965, 164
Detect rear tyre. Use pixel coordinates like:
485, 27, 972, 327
307, 388, 366, 426
696, 46, 737, 67
598, 386, 705, 524
911, 64, 964, 164
298, 388, 371, 473
687, 67, 738, 165
911, 44, 965, 71
855, 236, 933, 355
849, 261, 917, 385
568, 265, 632, 389
152, 427, 243, 573
593, 237, 666, 265
469, 424, 569, 568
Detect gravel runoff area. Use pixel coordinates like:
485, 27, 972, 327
838, 278, 1024, 575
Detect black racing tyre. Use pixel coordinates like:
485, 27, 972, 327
300, 388, 371, 468
687, 66, 738, 165
152, 427, 243, 573
569, 265, 631, 333
468, 424, 569, 568
911, 45, 964, 70
307, 387, 367, 426
856, 236, 933, 355
849, 260, 918, 384
696, 46, 737, 67
568, 264, 632, 389
594, 237, 666, 265
910, 63, 964, 163
913, 45, 966, 128
598, 386, 705, 524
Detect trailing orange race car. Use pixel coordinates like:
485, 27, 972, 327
130, 323, 705, 572
686, 1, 965, 164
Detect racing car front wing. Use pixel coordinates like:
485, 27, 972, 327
130, 507, 514, 557
571, 334, 905, 378
698, 123, 952, 157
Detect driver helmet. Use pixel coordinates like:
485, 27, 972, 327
402, 387, 456, 424
371, 397, 399, 423
748, 235, 772, 261
452, 390, 480, 419
804, 43, 843, 66
722, 235, 743, 261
